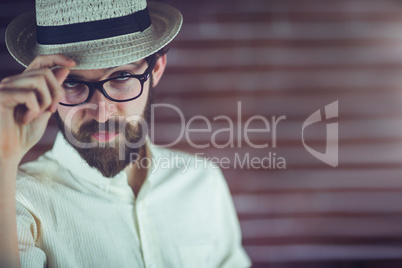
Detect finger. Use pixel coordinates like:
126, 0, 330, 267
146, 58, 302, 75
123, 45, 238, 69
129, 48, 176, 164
1, 72, 58, 114
20, 91, 41, 124
25, 54, 75, 72
52, 68, 70, 85
3, 74, 53, 113
38, 68, 67, 113
2, 90, 40, 124
21, 66, 71, 113
21, 110, 52, 145
18, 110, 52, 150
35, 77, 53, 113
29, 110, 52, 128
48, 68, 70, 112
3, 69, 64, 113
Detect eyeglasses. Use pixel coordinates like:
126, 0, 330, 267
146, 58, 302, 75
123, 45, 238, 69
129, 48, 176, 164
59, 55, 157, 106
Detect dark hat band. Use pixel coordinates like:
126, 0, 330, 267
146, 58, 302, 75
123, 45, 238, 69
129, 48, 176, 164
36, 7, 151, 45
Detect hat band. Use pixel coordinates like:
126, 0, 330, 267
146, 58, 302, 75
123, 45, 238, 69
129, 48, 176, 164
36, 7, 151, 45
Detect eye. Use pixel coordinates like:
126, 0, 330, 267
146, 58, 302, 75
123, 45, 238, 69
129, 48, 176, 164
63, 80, 79, 88
62, 80, 86, 91
112, 71, 132, 80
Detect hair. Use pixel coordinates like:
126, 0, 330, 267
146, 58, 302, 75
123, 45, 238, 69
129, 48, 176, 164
154, 46, 169, 57
147, 46, 169, 62
146, 46, 168, 87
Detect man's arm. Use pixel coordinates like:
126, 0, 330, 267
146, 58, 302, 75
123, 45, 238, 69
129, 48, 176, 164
0, 54, 75, 267
0, 162, 19, 267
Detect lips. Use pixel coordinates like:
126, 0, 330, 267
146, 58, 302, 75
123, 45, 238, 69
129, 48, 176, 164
91, 132, 119, 142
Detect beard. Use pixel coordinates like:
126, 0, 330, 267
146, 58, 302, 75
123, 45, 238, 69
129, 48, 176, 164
55, 85, 154, 178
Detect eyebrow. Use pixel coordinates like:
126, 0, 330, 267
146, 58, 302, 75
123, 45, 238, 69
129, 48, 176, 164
106, 62, 140, 71
66, 62, 140, 80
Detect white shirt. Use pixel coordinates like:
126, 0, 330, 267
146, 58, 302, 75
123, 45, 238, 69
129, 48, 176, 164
16, 133, 251, 268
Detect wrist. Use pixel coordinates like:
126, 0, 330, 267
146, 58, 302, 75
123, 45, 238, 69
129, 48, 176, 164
0, 154, 21, 168
0, 160, 19, 183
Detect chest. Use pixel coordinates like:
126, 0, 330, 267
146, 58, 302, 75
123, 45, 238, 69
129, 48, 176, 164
35, 189, 216, 268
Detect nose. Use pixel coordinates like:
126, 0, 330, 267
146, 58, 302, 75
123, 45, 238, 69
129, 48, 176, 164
86, 90, 117, 122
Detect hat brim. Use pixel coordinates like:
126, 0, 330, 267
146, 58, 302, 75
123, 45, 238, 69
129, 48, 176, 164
5, 1, 182, 69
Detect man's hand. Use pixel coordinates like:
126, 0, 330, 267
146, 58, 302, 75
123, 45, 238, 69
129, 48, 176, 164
0, 54, 74, 268
0, 54, 75, 165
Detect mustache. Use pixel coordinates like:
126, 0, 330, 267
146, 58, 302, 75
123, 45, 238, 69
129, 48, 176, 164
78, 119, 125, 136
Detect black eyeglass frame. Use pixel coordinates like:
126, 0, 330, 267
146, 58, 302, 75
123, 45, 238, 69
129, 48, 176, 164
59, 54, 158, 107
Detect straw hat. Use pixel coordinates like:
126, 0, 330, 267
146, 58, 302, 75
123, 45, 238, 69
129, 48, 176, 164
5, 0, 183, 69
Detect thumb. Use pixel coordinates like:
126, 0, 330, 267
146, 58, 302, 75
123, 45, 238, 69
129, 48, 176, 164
52, 68, 71, 84
32, 110, 52, 125
30, 111, 52, 132
27, 111, 52, 145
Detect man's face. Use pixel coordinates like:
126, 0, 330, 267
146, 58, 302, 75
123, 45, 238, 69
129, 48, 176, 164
55, 57, 160, 178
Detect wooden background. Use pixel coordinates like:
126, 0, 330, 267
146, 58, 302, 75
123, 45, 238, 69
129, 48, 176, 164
2, 0, 402, 267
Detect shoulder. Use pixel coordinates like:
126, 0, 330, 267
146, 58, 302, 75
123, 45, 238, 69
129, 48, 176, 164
18, 150, 58, 176
16, 151, 64, 206
17, 150, 60, 184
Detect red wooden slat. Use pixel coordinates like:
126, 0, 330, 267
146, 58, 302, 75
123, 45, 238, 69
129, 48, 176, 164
4, 0, 402, 266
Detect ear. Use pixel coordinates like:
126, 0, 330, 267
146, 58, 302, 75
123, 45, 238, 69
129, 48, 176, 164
151, 54, 167, 87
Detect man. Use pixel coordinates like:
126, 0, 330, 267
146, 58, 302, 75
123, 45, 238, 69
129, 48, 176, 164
0, 0, 251, 267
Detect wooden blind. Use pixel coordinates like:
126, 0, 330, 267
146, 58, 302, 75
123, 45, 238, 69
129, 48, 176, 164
2, 0, 402, 267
